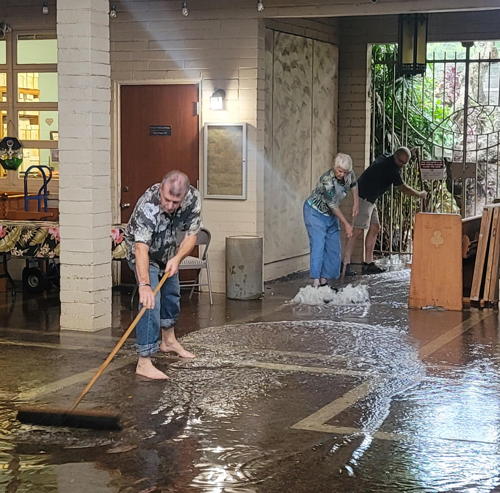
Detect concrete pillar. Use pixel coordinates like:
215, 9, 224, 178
57, 0, 112, 331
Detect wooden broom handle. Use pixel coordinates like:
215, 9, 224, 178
71, 271, 170, 410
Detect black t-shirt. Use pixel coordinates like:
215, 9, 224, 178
357, 153, 404, 203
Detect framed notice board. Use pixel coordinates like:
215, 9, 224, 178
203, 123, 247, 199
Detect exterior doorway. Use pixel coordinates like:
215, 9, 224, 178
370, 41, 500, 255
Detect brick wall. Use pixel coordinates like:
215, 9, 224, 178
58, 0, 112, 331
110, 1, 262, 293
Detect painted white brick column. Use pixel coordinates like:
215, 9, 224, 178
57, 0, 112, 331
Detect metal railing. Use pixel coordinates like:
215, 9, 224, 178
371, 41, 500, 255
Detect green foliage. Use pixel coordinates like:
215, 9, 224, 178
371, 44, 459, 253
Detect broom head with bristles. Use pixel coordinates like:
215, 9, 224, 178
17, 406, 122, 431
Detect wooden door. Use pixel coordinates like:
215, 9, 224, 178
120, 84, 199, 223
120, 84, 199, 285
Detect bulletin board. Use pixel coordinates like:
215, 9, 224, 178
203, 123, 247, 199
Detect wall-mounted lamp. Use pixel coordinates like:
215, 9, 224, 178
397, 14, 428, 76
42, 1, 49, 15
257, 1, 264, 12
210, 89, 226, 111
109, 4, 118, 18
181, 0, 189, 17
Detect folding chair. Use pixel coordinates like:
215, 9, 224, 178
130, 228, 214, 308
179, 227, 213, 305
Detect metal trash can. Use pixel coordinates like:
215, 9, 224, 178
226, 235, 263, 300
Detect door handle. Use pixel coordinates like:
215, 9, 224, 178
120, 202, 130, 209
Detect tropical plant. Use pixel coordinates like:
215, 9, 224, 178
371, 41, 500, 254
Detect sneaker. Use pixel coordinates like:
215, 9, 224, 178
362, 262, 386, 274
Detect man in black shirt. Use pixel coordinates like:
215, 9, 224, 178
343, 147, 427, 275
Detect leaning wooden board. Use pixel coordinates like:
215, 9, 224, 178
470, 203, 500, 304
470, 207, 493, 302
482, 206, 500, 304
409, 213, 463, 311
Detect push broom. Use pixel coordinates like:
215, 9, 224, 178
16, 271, 170, 431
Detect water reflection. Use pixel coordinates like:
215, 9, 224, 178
1, 272, 500, 492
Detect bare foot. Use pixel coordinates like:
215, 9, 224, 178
136, 357, 169, 380
160, 341, 195, 359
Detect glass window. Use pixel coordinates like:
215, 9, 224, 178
0, 32, 59, 184
0, 73, 6, 102
17, 35, 57, 64
18, 72, 58, 102
0, 40, 5, 64
18, 148, 58, 178
18, 110, 58, 141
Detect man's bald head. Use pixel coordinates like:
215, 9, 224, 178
394, 147, 411, 168
159, 171, 190, 213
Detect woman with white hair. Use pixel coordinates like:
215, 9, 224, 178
303, 152, 359, 287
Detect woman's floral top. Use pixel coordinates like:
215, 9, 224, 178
306, 169, 357, 215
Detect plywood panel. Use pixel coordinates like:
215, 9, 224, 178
264, 29, 275, 263
266, 32, 313, 262
483, 206, 500, 303
470, 207, 493, 301
264, 31, 338, 265
409, 213, 463, 311
312, 40, 338, 183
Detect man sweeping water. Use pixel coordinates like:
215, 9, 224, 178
343, 147, 427, 276
124, 170, 200, 380
15, 172, 199, 429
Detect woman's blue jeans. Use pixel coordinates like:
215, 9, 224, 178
303, 201, 341, 280
130, 263, 180, 357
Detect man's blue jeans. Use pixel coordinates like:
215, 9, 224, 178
303, 201, 341, 280
130, 263, 180, 357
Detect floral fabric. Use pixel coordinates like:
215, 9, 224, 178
0, 222, 128, 260
124, 183, 201, 268
306, 169, 357, 216
0, 222, 61, 258
111, 227, 127, 259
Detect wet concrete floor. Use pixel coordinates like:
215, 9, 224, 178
1, 263, 500, 492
